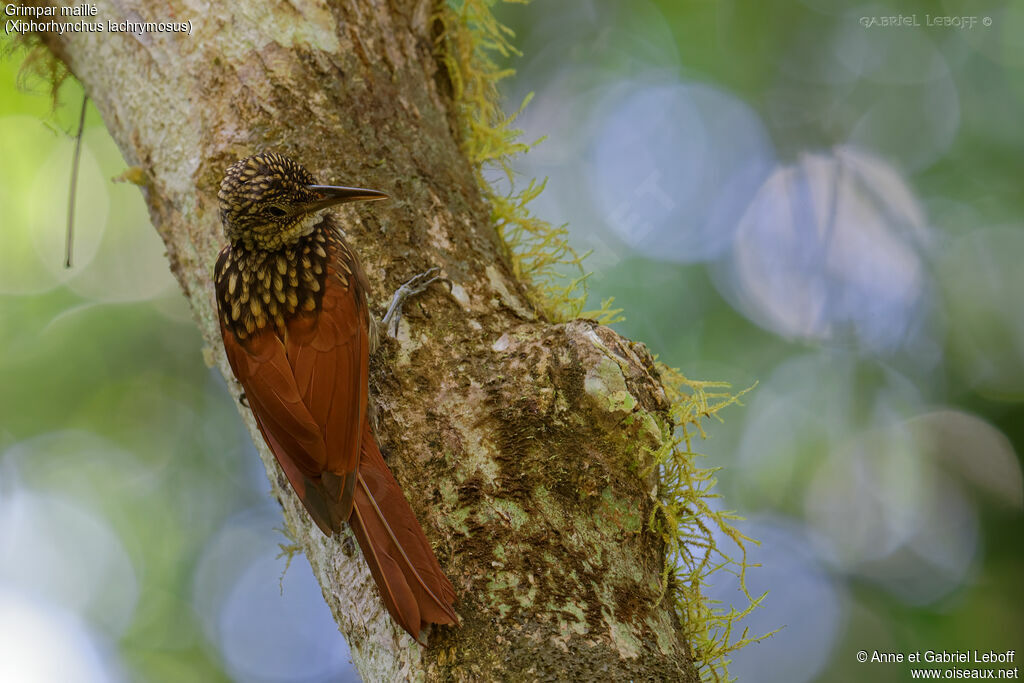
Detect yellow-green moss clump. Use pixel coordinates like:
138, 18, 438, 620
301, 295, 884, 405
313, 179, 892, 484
435, 1, 770, 679
434, 0, 622, 325
653, 367, 772, 680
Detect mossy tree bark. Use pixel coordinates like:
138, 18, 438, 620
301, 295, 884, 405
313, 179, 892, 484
31, 0, 699, 680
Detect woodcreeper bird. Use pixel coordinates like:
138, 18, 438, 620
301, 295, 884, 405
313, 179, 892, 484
213, 152, 458, 643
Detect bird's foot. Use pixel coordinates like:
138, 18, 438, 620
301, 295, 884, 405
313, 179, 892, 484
381, 267, 448, 337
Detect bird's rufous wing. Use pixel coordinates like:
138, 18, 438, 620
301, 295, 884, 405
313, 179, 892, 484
218, 253, 369, 535
285, 258, 370, 517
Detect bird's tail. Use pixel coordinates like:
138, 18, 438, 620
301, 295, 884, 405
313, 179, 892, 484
348, 421, 458, 642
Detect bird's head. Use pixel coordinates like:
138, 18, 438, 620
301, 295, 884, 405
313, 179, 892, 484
218, 152, 387, 250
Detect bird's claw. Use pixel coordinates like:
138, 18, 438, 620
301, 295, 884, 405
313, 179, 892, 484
382, 267, 446, 337
399, 267, 443, 296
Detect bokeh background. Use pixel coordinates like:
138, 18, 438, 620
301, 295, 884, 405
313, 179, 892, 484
2, 1, 1022, 681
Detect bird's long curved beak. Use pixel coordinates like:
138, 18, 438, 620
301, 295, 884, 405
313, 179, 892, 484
301, 184, 388, 214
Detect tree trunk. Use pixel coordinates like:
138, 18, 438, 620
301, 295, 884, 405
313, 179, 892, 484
31, 1, 699, 679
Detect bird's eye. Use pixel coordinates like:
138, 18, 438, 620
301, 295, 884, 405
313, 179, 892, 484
266, 206, 288, 218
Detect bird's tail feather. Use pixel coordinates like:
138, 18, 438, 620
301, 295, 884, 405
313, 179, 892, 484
348, 422, 458, 642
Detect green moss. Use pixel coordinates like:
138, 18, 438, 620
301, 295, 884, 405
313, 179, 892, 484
4, 33, 71, 110
434, 0, 621, 325
650, 367, 777, 680
274, 522, 303, 594
436, 2, 773, 680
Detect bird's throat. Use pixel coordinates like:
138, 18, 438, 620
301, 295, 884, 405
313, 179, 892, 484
215, 226, 332, 340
